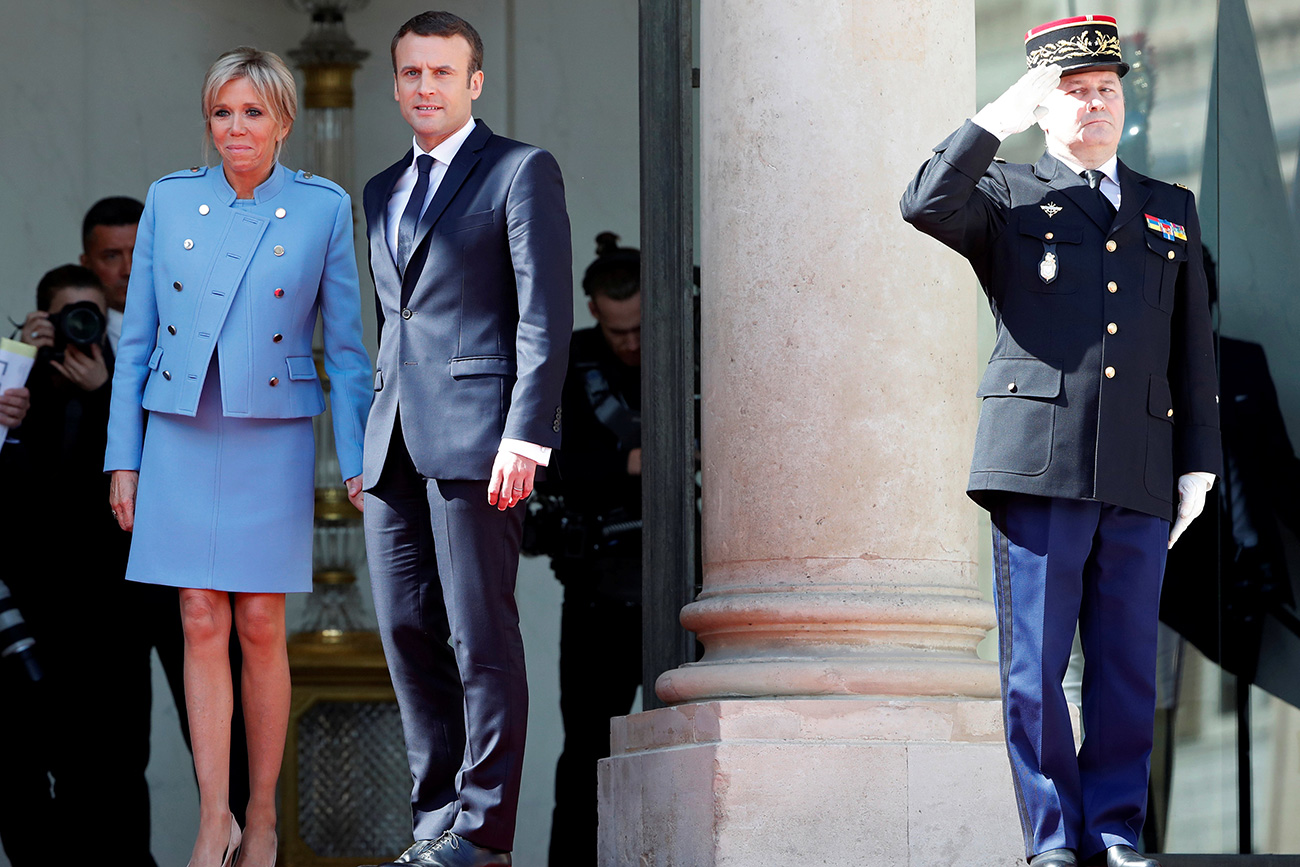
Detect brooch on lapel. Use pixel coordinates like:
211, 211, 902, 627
1040, 202, 1064, 218
1144, 214, 1187, 241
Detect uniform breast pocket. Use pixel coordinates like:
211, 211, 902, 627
1018, 219, 1083, 294
1143, 234, 1185, 313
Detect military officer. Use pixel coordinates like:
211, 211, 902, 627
900, 15, 1220, 867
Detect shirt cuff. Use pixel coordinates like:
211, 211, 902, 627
500, 437, 551, 467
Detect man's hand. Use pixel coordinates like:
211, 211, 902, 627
971, 64, 1063, 140
0, 387, 30, 428
488, 450, 538, 511
50, 343, 109, 391
19, 311, 53, 349
109, 469, 139, 532
1168, 472, 1215, 549
345, 475, 365, 512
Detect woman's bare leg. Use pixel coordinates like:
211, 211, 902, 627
232, 592, 289, 866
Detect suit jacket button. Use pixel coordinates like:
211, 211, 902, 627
274, 288, 284, 297
269, 376, 280, 387
167, 325, 177, 335
1107, 281, 1118, 293
162, 370, 171, 380
273, 333, 283, 343
1167, 409, 1174, 418
1044, 232, 1054, 240
1168, 250, 1176, 260
553, 422, 561, 432
174, 281, 183, 291
1106, 240, 1117, 252
1107, 322, 1118, 335
401, 308, 413, 320
1104, 366, 1116, 379
1007, 382, 1017, 393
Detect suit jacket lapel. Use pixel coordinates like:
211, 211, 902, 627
367, 151, 410, 291
1113, 159, 1152, 234
1035, 152, 1112, 232
409, 122, 492, 257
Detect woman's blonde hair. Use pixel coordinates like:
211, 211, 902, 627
201, 47, 297, 163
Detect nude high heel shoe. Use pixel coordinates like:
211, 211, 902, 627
187, 815, 241, 867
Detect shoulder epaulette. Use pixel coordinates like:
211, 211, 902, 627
1175, 183, 1190, 190
294, 169, 345, 196
158, 165, 209, 182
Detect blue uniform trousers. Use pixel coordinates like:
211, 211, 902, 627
990, 494, 1169, 860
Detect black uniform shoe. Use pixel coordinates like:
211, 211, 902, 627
1029, 849, 1078, 866
1103, 844, 1160, 867
378, 833, 511, 867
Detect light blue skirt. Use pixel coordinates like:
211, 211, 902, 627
126, 360, 315, 593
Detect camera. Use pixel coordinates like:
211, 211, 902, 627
41, 300, 107, 362
0, 578, 42, 682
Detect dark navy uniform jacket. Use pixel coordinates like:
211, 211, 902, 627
901, 120, 1221, 521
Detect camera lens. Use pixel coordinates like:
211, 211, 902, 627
0, 579, 42, 682
60, 303, 106, 346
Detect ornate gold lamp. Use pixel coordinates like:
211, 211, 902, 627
279, 4, 409, 865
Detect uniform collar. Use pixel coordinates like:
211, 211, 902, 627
210, 162, 287, 205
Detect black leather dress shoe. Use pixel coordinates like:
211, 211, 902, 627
1029, 849, 1078, 867
378, 833, 510, 867
1103, 844, 1160, 867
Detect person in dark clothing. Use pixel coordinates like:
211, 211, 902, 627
545, 233, 643, 867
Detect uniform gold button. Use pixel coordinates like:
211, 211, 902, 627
273, 333, 283, 343
1167, 250, 1176, 260
1107, 281, 1118, 293
1167, 409, 1174, 418
1104, 366, 1116, 379
1107, 323, 1118, 335
1007, 382, 1018, 393
268, 376, 279, 387
273, 245, 284, 256
199, 204, 210, 215
162, 370, 171, 380
275, 208, 286, 219
401, 308, 413, 320
274, 288, 284, 298
184, 239, 194, 250
174, 281, 183, 291
1045, 232, 1054, 240
1106, 240, 1117, 252
167, 325, 176, 335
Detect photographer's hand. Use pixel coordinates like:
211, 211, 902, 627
0, 387, 30, 428
50, 343, 109, 391
18, 311, 53, 348
110, 470, 138, 532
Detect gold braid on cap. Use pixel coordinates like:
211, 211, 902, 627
1026, 30, 1122, 68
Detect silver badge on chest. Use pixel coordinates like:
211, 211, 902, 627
1039, 245, 1058, 284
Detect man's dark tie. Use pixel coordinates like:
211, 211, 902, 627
1082, 168, 1117, 216
397, 153, 434, 272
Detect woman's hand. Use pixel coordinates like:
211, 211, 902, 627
345, 475, 364, 512
110, 470, 139, 531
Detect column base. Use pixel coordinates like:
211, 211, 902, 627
598, 699, 1027, 867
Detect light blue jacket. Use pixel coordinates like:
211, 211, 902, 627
105, 164, 371, 479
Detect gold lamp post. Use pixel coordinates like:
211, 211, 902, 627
279, 5, 409, 866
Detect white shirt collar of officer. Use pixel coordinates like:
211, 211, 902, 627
210, 161, 287, 205
1050, 150, 1121, 209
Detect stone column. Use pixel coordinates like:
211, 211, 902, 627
599, 1, 1025, 864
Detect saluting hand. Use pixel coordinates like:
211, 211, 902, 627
972, 64, 1063, 140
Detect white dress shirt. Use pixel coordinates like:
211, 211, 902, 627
1047, 149, 1121, 210
385, 117, 551, 467
107, 307, 123, 354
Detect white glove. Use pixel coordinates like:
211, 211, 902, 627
971, 64, 1063, 141
1168, 472, 1215, 549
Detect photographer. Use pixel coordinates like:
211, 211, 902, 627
539, 233, 643, 867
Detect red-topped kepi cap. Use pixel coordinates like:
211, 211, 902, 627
1024, 13, 1129, 77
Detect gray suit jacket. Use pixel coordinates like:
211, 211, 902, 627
362, 121, 572, 484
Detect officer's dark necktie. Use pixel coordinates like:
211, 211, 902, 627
397, 153, 434, 272
1081, 168, 1117, 217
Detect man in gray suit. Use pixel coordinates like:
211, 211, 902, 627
361, 11, 572, 867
